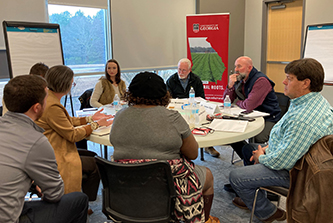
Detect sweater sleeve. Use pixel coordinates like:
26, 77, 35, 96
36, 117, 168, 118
90, 81, 104, 108
46, 104, 90, 143
25, 136, 64, 202
195, 79, 205, 99
223, 86, 237, 102
236, 77, 272, 111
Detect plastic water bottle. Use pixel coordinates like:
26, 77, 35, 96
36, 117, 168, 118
189, 87, 195, 105
113, 94, 120, 113
224, 95, 231, 115
193, 103, 200, 127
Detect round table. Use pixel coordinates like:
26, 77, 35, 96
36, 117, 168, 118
87, 117, 265, 159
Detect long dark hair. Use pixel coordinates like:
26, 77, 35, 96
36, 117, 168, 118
105, 59, 121, 84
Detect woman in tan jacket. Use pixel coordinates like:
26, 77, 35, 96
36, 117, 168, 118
36, 65, 113, 197
90, 59, 127, 107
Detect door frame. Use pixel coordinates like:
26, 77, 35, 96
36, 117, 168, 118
260, 0, 306, 74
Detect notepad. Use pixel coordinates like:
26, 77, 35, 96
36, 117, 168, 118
209, 119, 248, 133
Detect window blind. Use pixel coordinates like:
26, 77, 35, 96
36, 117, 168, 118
110, 0, 196, 71
48, 0, 108, 9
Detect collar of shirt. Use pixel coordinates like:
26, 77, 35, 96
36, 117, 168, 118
178, 75, 190, 90
290, 92, 318, 106
5, 111, 45, 133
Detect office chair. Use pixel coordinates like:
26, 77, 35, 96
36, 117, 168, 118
250, 186, 289, 223
275, 92, 290, 120
78, 88, 94, 110
95, 157, 177, 223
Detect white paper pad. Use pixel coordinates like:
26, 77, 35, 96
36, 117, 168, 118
91, 125, 112, 136
209, 119, 248, 133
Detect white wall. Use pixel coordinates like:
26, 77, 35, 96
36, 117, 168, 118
0, 0, 48, 49
198, 0, 246, 74
244, 0, 333, 105
244, 0, 263, 69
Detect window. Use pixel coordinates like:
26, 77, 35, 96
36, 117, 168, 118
48, 4, 109, 74
47, 3, 178, 115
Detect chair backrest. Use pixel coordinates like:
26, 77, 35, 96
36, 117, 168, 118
276, 92, 290, 119
95, 157, 177, 223
78, 88, 94, 110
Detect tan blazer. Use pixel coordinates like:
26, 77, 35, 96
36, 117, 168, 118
36, 91, 92, 194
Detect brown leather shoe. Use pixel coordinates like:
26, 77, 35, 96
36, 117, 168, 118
204, 147, 220, 157
87, 208, 94, 215
262, 208, 286, 223
232, 197, 249, 210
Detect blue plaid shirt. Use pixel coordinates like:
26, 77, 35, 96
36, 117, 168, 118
259, 92, 333, 171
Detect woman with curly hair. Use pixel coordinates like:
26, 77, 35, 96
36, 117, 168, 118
90, 59, 126, 107
110, 71, 219, 223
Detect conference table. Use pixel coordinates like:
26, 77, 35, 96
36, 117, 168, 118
87, 116, 265, 160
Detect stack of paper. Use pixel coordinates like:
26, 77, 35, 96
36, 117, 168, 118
209, 119, 248, 133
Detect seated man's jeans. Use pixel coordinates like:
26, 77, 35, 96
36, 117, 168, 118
19, 192, 88, 223
229, 143, 289, 220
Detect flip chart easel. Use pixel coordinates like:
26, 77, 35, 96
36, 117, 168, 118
303, 23, 333, 85
3, 21, 74, 116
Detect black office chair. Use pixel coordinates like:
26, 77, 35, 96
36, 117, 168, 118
78, 88, 94, 110
250, 186, 289, 223
275, 92, 290, 120
95, 157, 177, 223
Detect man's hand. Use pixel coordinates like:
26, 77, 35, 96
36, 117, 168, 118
228, 73, 239, 88
35, 185, 43, 198
249, 144, 268, 164
92, 108, 113, 121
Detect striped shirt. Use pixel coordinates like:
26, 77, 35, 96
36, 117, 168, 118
259, 92, 333, 171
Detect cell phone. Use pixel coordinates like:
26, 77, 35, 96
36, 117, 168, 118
241, 110, 253, 115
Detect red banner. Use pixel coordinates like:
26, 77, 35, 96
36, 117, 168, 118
186, 13, 229, 102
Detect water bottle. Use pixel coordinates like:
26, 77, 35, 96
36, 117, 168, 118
224, 95, 231, 115
189, 87, 195, 105
193, 103, 200, 127
113, 94, 120, 113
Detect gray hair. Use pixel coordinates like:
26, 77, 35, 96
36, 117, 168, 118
178, 58, 192, 70
45, 65, 74, 93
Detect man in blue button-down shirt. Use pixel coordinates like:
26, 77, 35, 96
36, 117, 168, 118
229, 58, 333, 223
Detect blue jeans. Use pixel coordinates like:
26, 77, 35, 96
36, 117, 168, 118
229, 143, 290, 220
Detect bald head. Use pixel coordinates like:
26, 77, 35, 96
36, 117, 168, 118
234, 56, 253, 81
236, 56, 253, 67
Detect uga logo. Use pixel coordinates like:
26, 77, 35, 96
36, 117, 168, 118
193, 23, 199, 33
